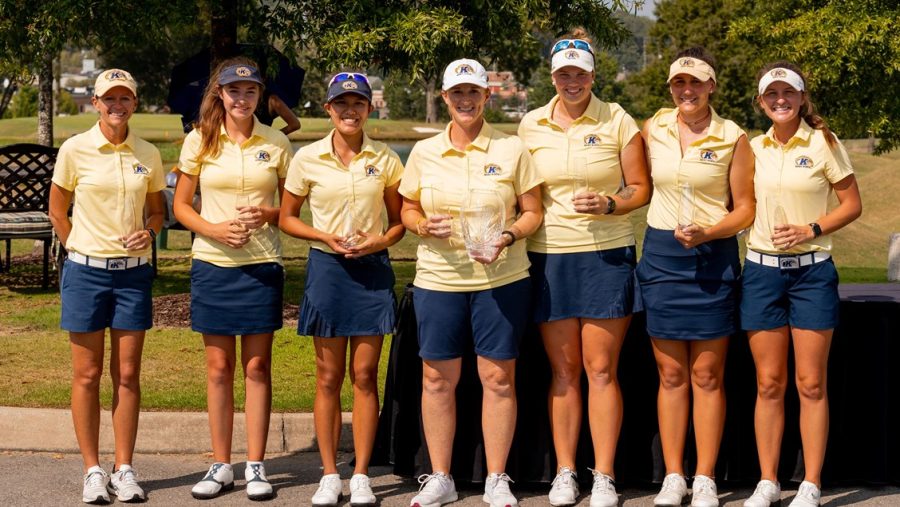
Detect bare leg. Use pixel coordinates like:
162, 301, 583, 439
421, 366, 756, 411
241, 333, 273, 462
348, 335, 384, 475
109, 329, 145, 469
203, 334, 237, 463
313, 337, 348, 475
748, 327, 790, 481
539, 319, 582, 471
793, 327, 833, 487
651, 338, 691, 475
689, 337, 729, 477
70, 330, 106, 472
421, 359, 462, 473
478, 356, 517, 473
581, 316, 629, 476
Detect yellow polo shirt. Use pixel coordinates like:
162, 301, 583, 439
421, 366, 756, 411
178, 118, 292, 267
518, 94, 640, 253
52, 122, 166, 258
747, 120, 854, 254
398, 122, 542, 292
645, 108, 747, 230
284, 130, 404, 254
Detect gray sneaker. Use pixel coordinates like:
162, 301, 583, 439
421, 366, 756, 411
107, 465, 145, 503
82, 466, 110, 505
410, 472, 458, 507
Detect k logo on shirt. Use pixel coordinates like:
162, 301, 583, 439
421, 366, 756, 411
132, 163, 149, 175
699, 149, 718, 162
365, 165, 380, 177
795, 156, 813, 168
256, 150, 271, 162
583, 134, 601, 146
483, 163, 502, 176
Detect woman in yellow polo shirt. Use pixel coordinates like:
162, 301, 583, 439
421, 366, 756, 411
739, 62, 861, 507
517, 29, 650, 507
279, 72, 404, 507
399, 58, 543, 507
636, 47, 755, 507
173, 57, 292, 501
49, 69, 165, 504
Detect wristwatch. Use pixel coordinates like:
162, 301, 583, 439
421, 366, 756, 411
604, 196, 617, 215
146, 228, 157, 240
809, 223, 822, 238
501, 230, 517, 246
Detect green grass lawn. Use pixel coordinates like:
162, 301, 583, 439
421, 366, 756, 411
0, 134, 896, 411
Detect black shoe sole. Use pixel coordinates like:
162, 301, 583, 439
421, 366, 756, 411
248, 492, 275, 502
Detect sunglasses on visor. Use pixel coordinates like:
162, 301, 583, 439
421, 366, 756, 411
328, 72, 370, 87
551, 39, 594, 56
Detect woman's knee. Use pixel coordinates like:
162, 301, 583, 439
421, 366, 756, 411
756, 371, 787, 401
796, 373, 827, 402
657, 362, 689, 391
422, 369, 457, 397
244, 356, 271, 385
206, 356, 236, 386
480, 367, 515, 397
550, 359, 582, 387
691, 365, 724, 392
350, 365, 378, 394
73, 364, 103, 390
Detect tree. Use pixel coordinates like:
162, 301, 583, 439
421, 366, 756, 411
730, 0, 900, 153
8, 84, 37, 118
261, 0, 639, 122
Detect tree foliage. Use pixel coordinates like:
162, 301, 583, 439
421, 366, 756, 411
730, 0, 900, 153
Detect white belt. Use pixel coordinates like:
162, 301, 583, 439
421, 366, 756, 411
746, 249, 830, 270
68, 252, 149, 270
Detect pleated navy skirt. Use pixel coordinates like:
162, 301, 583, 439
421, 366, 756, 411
298, 248, 397, 338
635, 227, 740, 340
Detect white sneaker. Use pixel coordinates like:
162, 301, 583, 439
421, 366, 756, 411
349, 474, 376, 506
311, 473, 343, 506
245, 462, 274, 501
410, 472, 458, 507
589, 469, 618, 507
744, 480, 781, 507
691, 475, 719, 507
788, 481, 821, 507
82, 466, 110, 504
654, 473, 687, 506
548, 467, 579, 506
107, 465, 145, 503
483, 472, 517, 507
191, 462, 234, 499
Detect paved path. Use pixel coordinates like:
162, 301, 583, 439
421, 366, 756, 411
1, 451, 898, 506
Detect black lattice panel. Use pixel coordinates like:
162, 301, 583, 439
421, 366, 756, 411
0, 144, 58, 213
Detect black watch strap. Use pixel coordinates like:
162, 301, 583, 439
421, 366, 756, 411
809, 222, 822, 238
605, 196, 617, 215
501, 230, 517, 245
146, 228, 157, 240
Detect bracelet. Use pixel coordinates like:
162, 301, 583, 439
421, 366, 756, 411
416, 217, 430, 237
501, 230, 517, 246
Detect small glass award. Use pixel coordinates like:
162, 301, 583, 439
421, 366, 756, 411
460, 189, 505, 260
677, 182, 694, 229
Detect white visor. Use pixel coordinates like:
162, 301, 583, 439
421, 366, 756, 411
551, 48, 594, 74
758, 67, 805, 96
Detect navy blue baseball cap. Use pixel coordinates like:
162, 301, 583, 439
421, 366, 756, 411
326, 72, 372, 102
218, 64, 264, 86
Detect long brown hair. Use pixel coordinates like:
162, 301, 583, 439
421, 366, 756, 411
196, 56, 264, 162
755, 61, 836, 146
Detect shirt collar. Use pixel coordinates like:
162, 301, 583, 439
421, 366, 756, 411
763, 118, 813, 147
317, 130, 379, 162
218, 115, 263, 143
537, 94, 602, 127
90, 121, 135, 150
660, 107, 726, 141
440, 121, 493, 156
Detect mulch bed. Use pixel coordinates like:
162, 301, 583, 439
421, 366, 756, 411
152, 293, 299, 328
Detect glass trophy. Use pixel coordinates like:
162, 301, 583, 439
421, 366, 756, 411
460, 189, 505, 260
677, 182, 694, 229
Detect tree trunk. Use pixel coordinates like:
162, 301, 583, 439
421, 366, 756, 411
210, 0, 238, 70
37, 52, 54, 147
425, 77, 438, 124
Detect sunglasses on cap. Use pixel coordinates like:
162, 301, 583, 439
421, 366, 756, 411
328, 72, 370, 87
551, 39, 594, 56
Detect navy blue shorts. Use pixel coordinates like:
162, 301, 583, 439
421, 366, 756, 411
528, 247, 640, 322
635, 227, 740, 340
413, 277, 531, 360
190, 260, 284, 335
60, 259, 154, 333
740, 256, 840, 331
298, 248, 397, 338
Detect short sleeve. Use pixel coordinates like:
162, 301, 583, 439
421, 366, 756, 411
824, 136, 854, 184
283, 152, 309, 197
51, 140, 77, 191
384, 151, 404, 187
617, 110, 641, 151
148, 148, 167, 193
398, 146, 422, 200
513, 143, 542, 196
274, 132, 293, 179
178, 129, 203, 176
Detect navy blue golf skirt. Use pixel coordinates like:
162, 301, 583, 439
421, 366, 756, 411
635, 227, 740, 340
298, 248, 397, 338
190, 259, 284, 335
528, 247, 640, 322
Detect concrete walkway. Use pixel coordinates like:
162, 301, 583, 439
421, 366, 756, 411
1, 407, 899, 505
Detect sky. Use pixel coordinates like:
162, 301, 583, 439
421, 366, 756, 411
635, 0, 657, 18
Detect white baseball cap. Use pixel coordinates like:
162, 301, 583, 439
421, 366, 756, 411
442, 59, 488, 91
94, 69, 137, 97
667, 57, 717, 84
